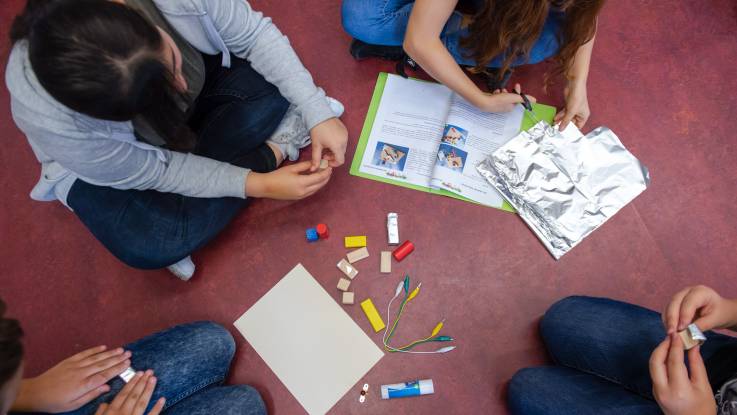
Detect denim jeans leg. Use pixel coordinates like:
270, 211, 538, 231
508, 366, 662, 415
341, 0, 415, 46
540, 296, 737, 398
60, 322, 242, 415
164, 385, 266, 415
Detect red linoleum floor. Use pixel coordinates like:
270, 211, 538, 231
2, 1, 737, 414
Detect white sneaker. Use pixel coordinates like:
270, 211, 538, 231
267, 97, 345, 161
167, 256, 196, 281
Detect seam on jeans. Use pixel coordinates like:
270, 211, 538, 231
380, 0, 412, 22
164, 374, 225, 409
550, 352, 655, 401
201, 88, 249, 100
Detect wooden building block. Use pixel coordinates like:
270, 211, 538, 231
337, 278, 351, 292
347, 247, 369, 263
344, 236, 367, 248
337, 259, 359, 279
360, 298, 385, 332
342, 292, 355, 305
380, 251, 391, 273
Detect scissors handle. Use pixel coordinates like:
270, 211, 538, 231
515, 91, 533, 112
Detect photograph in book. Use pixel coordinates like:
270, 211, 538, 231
350, 72, 557, 211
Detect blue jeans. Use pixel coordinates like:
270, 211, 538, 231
67, 53, 289, 269
55, 321, 265, 415
508, 296, 737, 415
341, 0, 563, 67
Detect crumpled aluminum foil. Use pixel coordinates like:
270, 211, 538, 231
477, 121, 650, 259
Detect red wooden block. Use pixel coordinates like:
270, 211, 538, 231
316, 223, 329, 239
392, 240, 414, 261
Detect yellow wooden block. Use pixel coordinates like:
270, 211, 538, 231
360, 298, 385, 332
344, 236, 367, 248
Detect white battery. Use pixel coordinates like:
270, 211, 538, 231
387, 213, 399, 245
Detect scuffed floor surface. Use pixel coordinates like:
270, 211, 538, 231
1, 1, 736, 413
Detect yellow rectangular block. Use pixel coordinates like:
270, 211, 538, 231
360, 298, 385, 332
344, 236, 367, 248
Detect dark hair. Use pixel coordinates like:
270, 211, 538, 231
0, 299, 23, 396
10, 0, 195, 151
461, 0, 604, 88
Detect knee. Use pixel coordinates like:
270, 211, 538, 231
341, 0, 378, 42
540, 296, 596, 341
507, 368, 544, 414
221, 385, 267, 415
186, 321, 236, 364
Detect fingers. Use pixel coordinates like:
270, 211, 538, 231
131, 374, 158, 415
649, 336, 671, 389
80, 348, 128, 369
666, 333, 689, 387
110, 371, 144, 409
300, 166, 332, 187
559, 112, 575, 132
687, 345, 709, 386
331, 143, 346, 166
664, 288, 691, 333
83, 351, 131, 379
86, 359, 132, 391
678, 289, 710, 331
95, 403, 109, 415
71, 383, 111, 408
148, 398, 166, 415
121, 371, 153, 414
70, 345, 108, 362
525, 94, 537, 104
310, 143, 323, 172
287, 161, 314, 173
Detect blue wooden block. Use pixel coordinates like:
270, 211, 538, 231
306, 228, 319, 242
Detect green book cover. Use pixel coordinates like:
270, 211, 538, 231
349, 72, 556, 212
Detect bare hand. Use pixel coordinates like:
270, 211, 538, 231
555, 83, 590, 131
649, 334, 716, 415
663, 285, 737, 334
14, 346, 131, 413
309, 117, 348, 171
246, 161, 332, 200
94, 371, 165, 415
473, 83, 535, 113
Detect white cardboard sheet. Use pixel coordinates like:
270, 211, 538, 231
234, 264, 384, 415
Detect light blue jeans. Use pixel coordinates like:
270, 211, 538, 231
341, 0, 563, 67
57, 322, 266, 415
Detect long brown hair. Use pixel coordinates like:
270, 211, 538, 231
462, 0, 605, 87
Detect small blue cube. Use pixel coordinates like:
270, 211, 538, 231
306, 227, 319, 242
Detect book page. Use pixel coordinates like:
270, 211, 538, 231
430, 94, 524, 207
357, 74, 452, 186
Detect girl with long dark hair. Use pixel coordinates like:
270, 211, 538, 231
342, 0, 604, 130
7, 0, 348, 280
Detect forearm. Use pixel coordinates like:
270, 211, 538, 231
404, 38, 484, 106
567, 34, 595, 88
723, 299, 737, 331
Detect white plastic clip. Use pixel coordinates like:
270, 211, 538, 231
359, 383, 369, 403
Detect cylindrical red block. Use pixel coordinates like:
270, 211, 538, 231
392, 240, 414, 261
316, 223, 329, 239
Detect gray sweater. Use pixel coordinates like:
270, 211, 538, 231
5, 0, 335, 207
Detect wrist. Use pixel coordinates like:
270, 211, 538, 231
468, 88, 490, 108
245, 172, 266, 198
724, 298, 737, 330
12, 378, 45, 412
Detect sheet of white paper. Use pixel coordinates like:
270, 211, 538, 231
358, 74, 452, 185
233, 264, 384, 415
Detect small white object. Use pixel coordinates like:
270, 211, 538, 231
167, 256, 195, 281
119, 367, 136, 383
342, 292, 355, 304
387, 213, 399, 245
359, 383, 369, 403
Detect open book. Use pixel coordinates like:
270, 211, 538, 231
350, 73, 556, 211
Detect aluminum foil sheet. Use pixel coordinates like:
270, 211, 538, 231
477, 121, 650, 259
